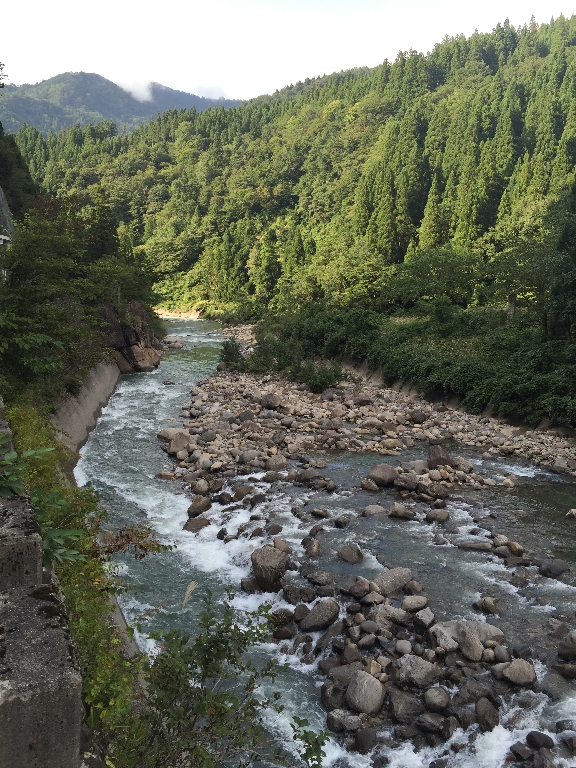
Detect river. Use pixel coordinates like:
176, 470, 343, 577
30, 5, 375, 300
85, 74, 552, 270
75, 318, 576, 768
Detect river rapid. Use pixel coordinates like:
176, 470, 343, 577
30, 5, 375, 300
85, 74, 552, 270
75, 318, 576, 768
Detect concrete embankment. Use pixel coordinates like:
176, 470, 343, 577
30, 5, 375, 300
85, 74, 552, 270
54, 362, 121, 452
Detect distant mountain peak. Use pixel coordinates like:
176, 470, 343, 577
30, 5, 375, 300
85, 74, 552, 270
0, 71, 241, 134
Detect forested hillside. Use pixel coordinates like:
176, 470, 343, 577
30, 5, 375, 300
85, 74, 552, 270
0, 72, 241, 134
0, 123, 159, 406
14, 15, 576, 425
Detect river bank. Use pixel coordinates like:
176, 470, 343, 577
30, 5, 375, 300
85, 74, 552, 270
74, 318, 576, 767
152, 339, 576, 765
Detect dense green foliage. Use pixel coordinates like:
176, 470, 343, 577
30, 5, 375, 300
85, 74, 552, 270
109, 591, 322, 768
11, 15, 576, 424
0, 72, 241, 135
0, 187, 158, 404
5, 403, 138, 734
0, 121, 36, 220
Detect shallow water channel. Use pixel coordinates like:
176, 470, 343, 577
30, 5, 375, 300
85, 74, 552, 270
75, 318, 576, 768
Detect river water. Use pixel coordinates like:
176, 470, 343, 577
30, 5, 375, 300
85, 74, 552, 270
75, 318, 576, 768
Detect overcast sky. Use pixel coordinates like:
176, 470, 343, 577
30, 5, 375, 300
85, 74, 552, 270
2, 0, 573, 101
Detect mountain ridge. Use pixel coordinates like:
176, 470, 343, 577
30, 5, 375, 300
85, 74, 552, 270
0, 71, 241, 134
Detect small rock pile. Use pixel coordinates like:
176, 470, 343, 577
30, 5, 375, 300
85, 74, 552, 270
157, 372, 576, 486
246, 555, 573, 763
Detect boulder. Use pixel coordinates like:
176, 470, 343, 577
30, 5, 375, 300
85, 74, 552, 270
526, 732, 554, 750
426, 482, 450, 500
453, 457, 474, 473
234, 484, 255, 500
539, 559, 571, 579
456, 623, 484, 662
366, 463, 399, 487
427, 445, 455, 469
354, 392, 372, 406
261, 393, 282, 410
389, 502, 415, 520
502, 658, 536, 686
370, 603, 410, 626
240, 449, 259, 463
355, 728, 378, 754
183, 517, 210, 533
326, 709, 362, 733
299, 599, 340, 632
425, 508, 450, 523
416, 712, 445, 733
265, 454, 287, 471
401, 596, 428, 612
157, 428, 192, 455
424, 687, 450, 712
321, 681, 345, 712
187, 495, 212, 516
373, 567, 412, 595
347, 577, 371, 598
476, 698, 499, 732
389, 689, 425, 723
414, 607, 435, 632
393, 655, 443, 689
363, 504, 386, 516
200, 429, 216, 443
345, 671, 385, 714
430, 620, 504, 647
337, 543, 364, 564
558, 632, 576, 661
251, 546, 289, 591
394, 473, 420, 492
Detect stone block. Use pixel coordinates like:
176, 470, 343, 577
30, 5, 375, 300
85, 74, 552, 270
0, 584, 83, 767
0, 497, 42, 591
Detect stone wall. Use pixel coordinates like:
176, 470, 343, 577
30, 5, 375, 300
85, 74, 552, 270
0, 395, 83, 767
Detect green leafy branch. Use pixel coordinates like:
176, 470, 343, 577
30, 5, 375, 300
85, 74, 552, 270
31, 490, 86, 571
0, 431, 53, 497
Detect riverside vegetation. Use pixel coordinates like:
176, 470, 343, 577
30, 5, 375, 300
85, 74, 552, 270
12, 14, 576, 427
151, 342, 576, 763
0, 77, 326, 768
2, 12, 576, 767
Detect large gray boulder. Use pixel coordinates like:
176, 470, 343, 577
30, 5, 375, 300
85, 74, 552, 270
261, 392, 282, 410
456, 623, 484, 662
393, 655, 443, 689
370, 603, 410, 626
337, 543, 363, 564
265, 454, 287, 471
389, 689, 425, 722
430, 620, 504, 649
299, 599, 340, 632
251, 546, 289, 591
424, 687, 450, 712
558, 632, 576, 661
373, 567, 412, 595
345, 671, 385, 714
502, 659, 536, 686
366, 463, 398, 487
157, 428, 192, 454
187, 495, 212, 516
476, 698, 499, 732
427, 444, 455, 469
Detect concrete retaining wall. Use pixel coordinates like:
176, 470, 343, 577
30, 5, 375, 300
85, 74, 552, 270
0, 395, 83, 768
53, 361, 121, 452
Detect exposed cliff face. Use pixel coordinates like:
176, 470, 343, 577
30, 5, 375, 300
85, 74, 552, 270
101, 300, 163, 374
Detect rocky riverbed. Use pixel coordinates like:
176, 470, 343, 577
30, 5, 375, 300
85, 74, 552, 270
153, 364, 576, 766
